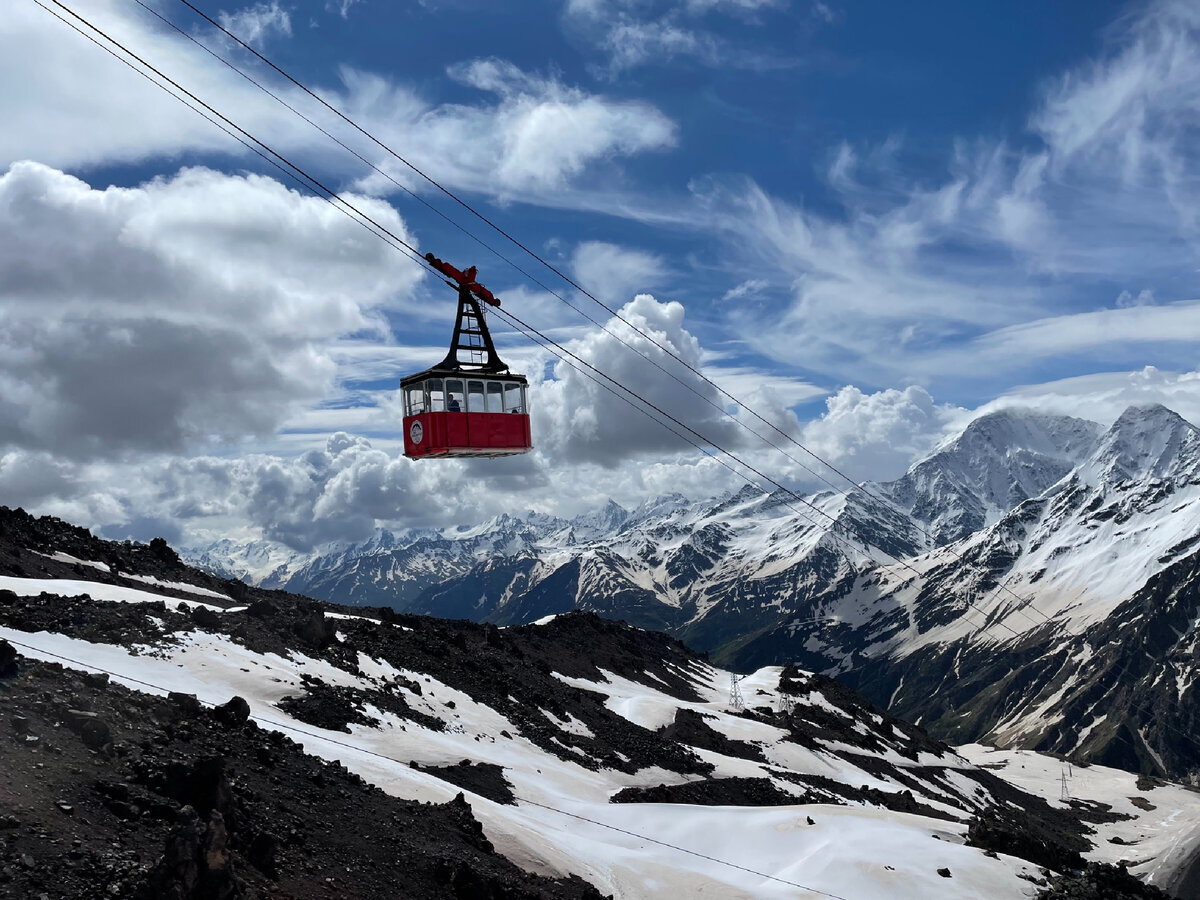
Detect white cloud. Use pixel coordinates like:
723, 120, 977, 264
446, 60, 678, 193
0, 2, 321, 171
217, 2, 292, 47
696, 172, 1027, 386
1, 8, 675, 212
602, 20, 714, 72
571, 241, 663, 305
325, 0, 363, 20
560, 0, 791, 74
801, 386, 967, 483
980, 366, 1200, 431
961, 299, 1200, 367
0, 162, 421, 459
1116, 288, 1156, 308
695, 0, 1200, 390
535, 294, 751, 466
346, 61, 677, 201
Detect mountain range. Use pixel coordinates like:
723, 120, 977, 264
189, 403, 1200, 781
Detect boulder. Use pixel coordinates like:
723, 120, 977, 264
213, 696, 250, 728
0, 639, 17, 678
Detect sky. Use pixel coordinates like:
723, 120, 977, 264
2, 0, 1200, 550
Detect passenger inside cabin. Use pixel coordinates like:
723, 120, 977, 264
447, 396, 461, 412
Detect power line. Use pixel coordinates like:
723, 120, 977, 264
154, 0, 1058, 634
35, 0, 430, 273
1, 635, 852, 900
34, 0, 882, 585
36, 0, 1026, 640
135, 0, 853, 499
17, 2, 1197, 780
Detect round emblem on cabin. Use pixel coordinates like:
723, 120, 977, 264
409, 420, 424, 445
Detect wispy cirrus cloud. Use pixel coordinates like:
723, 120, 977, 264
1, 5, 677, 212
974, 367, 1200, 437
700, 0, 1200, 394
217, 1, 291, 47
325, 0, 363, 20
560, 0, 797, 75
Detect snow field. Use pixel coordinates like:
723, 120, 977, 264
0, 576, 229, 611
958, 744, 1200, 889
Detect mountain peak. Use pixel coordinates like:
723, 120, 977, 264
881, 407, 1103, 544
1112, 402, 1189, 428
1084, 403, 1200, 485
942, 408, 1101, 457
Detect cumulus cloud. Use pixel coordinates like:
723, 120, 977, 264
18, 431, 554, 551
534, 294, 750, 466
801, 386, 967, 483
0, 162, 421, 459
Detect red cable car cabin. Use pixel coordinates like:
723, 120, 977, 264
402, 255, 533, 459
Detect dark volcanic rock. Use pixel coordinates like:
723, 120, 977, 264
0, 659, 605, 900
139, 806, 245, 900
412, 760, 516, 806
778, 666, 946, 761
0, 638, 16, 678
65, 709, 113, 751
191, 605, 223, 630
611, 776, 800, 807
656, 708, 765, 762
1036, 862, 1170, 899
293, 609, 338, 649
276, 674, 443, 734
966, 806, 1086, 874
0, 506, 233, 602
213, 696, 251, 728
509, 612, 710, 703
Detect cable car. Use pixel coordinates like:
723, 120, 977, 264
402, 254, 532, 459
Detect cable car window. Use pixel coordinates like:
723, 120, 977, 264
445, 379, 464, 412
467, 380, 485, 413
486, 382, 504, 413
427, 378, 445, 412
504, 383, 525, 414
405, 385, 425, 416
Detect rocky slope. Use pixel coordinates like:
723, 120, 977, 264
735, 405, 1200, 781
2, 506, 1194, 897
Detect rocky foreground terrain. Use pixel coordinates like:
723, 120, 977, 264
0, 506, 1191, 898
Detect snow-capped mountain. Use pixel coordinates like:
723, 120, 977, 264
876, 408, 1103, 545
189, 404, 1200, 780
739, 404, 1200, 779
0, 508, 1192, 897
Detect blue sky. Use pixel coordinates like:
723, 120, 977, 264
1, 0, 1199, 548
